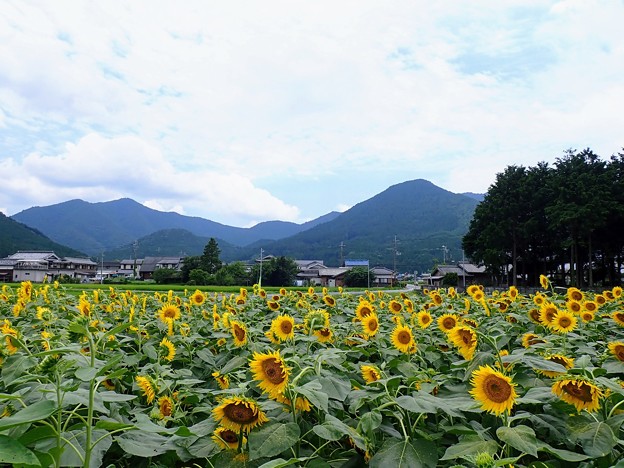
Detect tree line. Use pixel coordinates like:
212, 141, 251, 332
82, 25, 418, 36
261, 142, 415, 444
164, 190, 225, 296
462, 148, 624, 288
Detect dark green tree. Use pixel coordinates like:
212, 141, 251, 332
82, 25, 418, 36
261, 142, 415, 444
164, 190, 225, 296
442, 272, 458, 287
256, 256, 298, 287
180, 256, 201, 283
200, 238, 222, 274
215, 262, 251, 286
188, 268, 211, 285
152, 268, 182, 284
344, 266, 373, 287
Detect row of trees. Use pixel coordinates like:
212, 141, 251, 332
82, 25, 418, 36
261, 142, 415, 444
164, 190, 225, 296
463, 148, 624, 287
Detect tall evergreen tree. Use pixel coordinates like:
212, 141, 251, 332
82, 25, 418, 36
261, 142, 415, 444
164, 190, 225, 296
200, 238, 222, 274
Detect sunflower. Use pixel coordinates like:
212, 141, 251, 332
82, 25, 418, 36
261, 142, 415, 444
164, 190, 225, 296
323, 295, 336, 307
355, 301, 375, 320
472, 290, 485, 302
522, 333, 545, 348
159, 337, 176, 361
580, 311, 595, 323
528, 308, 542, 324
533, 293, 546, 306
101, 379, 115, 391
314, 327, 334, 343
567, 287, 584, 302
158, 395, 174, 418
189, 290, 206, 306
470, 365, 517, 416
540, 354, 574, 378
595, 294, 607, 306
213, 396, 268, 433
230, 320, 248, 347
552, 377, 602, 413
448, 326, 477, 361
430, 292, 443, 306
391, 324, 416, 354
416, 310, 433, 329
404, 299, 414, 312
540, 275, 550, 289
258, 289, 267, 299
304, 309, 330, 331
566, 300, 582, 315
613, 311, 624, 327
608, 342, 624, 362
467, 285, 480, 296
582, 300, 598, 313
136, 376, 157, 404
271, 315, 295, 341
539, 304, 559, 327
387, 300, 402, 314
361, 312, 380, 337
361, 365, 381, 384
77, 300, 91, 317
212, 371, 230, 389
249, 350, 290, 398
508, 286, 519, 301
158, 303, 181, 323
267, 300, 280, 311
212, 427, 245, 450
605, 290, 616, 301
613, 286, 623, 298
551, 310, 577, 333
274, 393, 313, 412
438, 313, 459, 333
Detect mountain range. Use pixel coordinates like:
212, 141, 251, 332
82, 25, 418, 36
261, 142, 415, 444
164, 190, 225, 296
8, 179, 481, 273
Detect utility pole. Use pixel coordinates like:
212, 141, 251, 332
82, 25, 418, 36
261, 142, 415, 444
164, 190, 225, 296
258, 248, 264, 288
100, 252, 104, 284
392, 235, 400, 287
132, 240, 138, 279
339, 241, 346, 266
441, 245, 449, 264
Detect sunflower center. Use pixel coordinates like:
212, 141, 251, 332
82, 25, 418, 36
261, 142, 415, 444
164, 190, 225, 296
280, 321, 293, 334
367, 318, 378, 331
571, 292, 582, 301
422, 315, 431, 324
458, 329, 473, 345
397, 330, 411, 344
586, 303, 596, 311
220, 429, 238, 443
319, 328, 331, 337
234, 325, 246, 341
558, 317, 572, 328
360, 307, 371, 317
549, 356, 568, 367
562, 382, 593, 402
545, 309, 556, 322
261, 358, 286, 384
482, 375, 512, 403
164, 308, 176, 319
160, 399, 173, 417
530, 310, 541, 321
615, 345, 624, 362
616, 313, 624, 322
224, 402, 258, 424
442, 318, 456, 330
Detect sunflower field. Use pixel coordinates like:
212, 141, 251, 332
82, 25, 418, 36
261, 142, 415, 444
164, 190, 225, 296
2, 279, 624, 468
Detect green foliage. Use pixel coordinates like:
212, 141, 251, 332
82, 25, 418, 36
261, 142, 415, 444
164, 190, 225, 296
344, 266, 373, 287
442, 272, 458, 287
152, 267, 182, 284
253, 256, 299, 286
188, 268, 211, 285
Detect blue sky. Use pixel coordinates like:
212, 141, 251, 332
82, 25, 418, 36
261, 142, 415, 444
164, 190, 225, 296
1, 0, 623, 227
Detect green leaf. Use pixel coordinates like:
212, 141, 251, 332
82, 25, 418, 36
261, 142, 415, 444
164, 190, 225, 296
75, 366, 98, 382
220, 355, 247, 374
572, 421, 616, 457
248, 422, 300, 460
0, 435, 41, 466
369, 438, 437, 468
539, 443, 590, 462
294, 380, 328, 412
98, 391, 137, 402
395, 395, 437, 414
358, 410, 382, 435
440, 436, 499, 460
258, 457, 312, 468
95, 420, 135, 431
318, 374, 351, 401
116, 431, 173, 457
496, 425, 540, 457
59, 429, 112, 468
313, 424, 343, 441
0, 400, 56, 431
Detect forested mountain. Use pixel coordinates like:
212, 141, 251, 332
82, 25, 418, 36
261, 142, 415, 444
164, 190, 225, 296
12, 198, 340, 255
0, 212, 86, 258
103, 229, 244, 261
240, 179, 479, 273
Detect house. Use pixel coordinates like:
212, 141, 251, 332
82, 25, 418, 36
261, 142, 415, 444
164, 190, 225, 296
295, 260, 327, 286
0, 251, 98, 282
370, 266, 395, 287
317, 267, 350, 288
139, 256, 183, 280
428, 262, 488, 288
119, 258, 144, 278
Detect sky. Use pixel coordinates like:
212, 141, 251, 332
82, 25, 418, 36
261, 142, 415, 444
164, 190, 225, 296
1, 1, 623, 227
